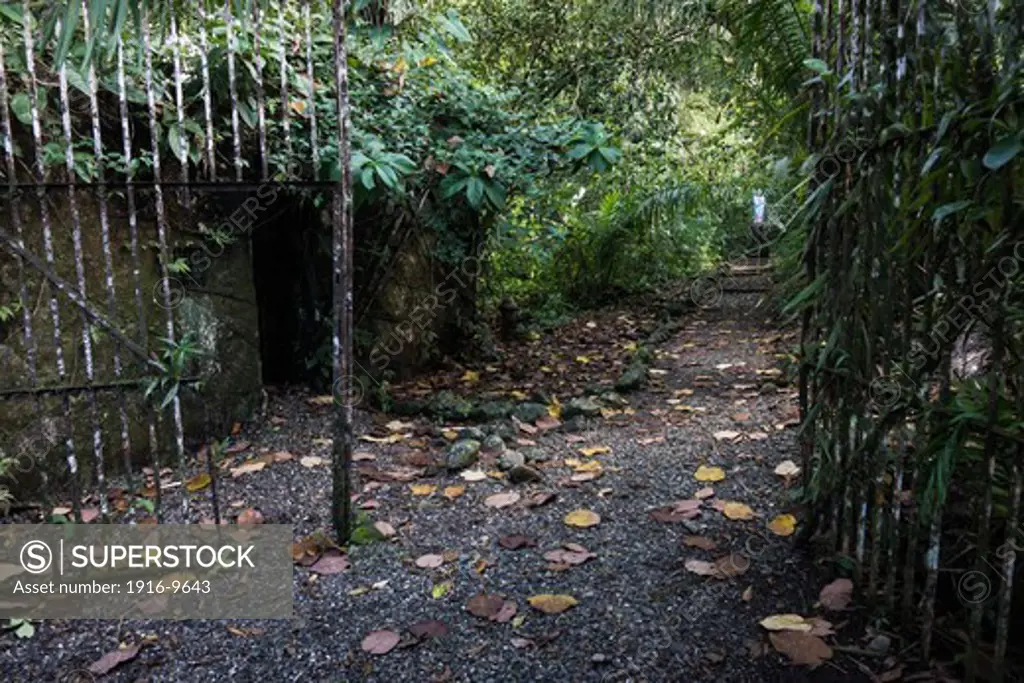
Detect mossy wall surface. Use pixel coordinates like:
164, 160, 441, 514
0, 191, 261, 498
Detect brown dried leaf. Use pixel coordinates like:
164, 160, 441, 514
528, 594, 578, 614
408, 619, 448, 639
415, 553, 445, 569
818, 578, 853, 611
768, 632, 833, 668
309, 551, 351, 575
682, 535, 717, 551
88, 645, 140, 675
485, 491, 521, 509
467, 593, 505, 619
499, 534, 536, 550
361, 629, 401, 655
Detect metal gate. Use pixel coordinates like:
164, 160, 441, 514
0, 1, 353, 534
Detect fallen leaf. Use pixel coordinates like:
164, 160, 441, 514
528, 594, 578, 614
759, 614, 812, 632
731, 412, 751, 422
374, 521, 396, 538
485, 491, 521, 508
774, 460, 801, 477
361, 629, 401, 655
416, 553, 445, 569
352, 451, 376, 462
695, 487, 715, 499
410, 484, 437, 496
309, 552, 351, 575
308, 394, 334, 406
88, 645, 140, 675
462, 370, 480, 382
443, 485, 466, 499
300, 456, 326, 468
694, 465, 726, 482
818, 578, 853, 611
231, 460, 267, 478
714, 552, 751, 578
525, 491, 556, 508
683, 535, 717, 551
185, 473, 211, 492
467, 593, 505, 618
461, 469, 487, 482
742, 585, 754, 602
543, 547, 596, 565
431, 581, 452, 599
768, 514, 797, 536
408, 619, 449, 639
237, 508, 264, 525
224, 440, 251, 454
578, 445, 611, 457
713, 430, 742, 442
361, 433, 408, 444
769, 631, 833, 667
536, 415, 561, 431
684, 559, 720, 577
493, 600, 518, 623
722, 502, 756, 520
572, 460, 603, 473
499, 534, 536, 550
511, 637, 535, 649
564, 509, 600, 528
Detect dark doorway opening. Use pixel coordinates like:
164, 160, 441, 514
251, 199, 332, 389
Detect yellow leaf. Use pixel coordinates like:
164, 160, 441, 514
759, 614, 812, 632
307, 394, 333, 406
723, 502, 756, 520
462, 370, 480, 382
768, 514, 797, 536
509, 390, 529, 401
578, 445, 611, 457
573, 460, 603, 473
564, 509, 601, 528
575, 355, 591, 364
417, 56, 438, 67
623, 341, 638, 351
431, 581, 452, 599
600, 408, 622, 418
185, 473, 211, 492
443, 486, 465, 500
548, 396, 562, 418
442, 429, 459, 441
694, 465, 726, 482
289, 100, 308, 116
528, 594, 578, 614
409, 484, 437, 496
540, 366, 552, 373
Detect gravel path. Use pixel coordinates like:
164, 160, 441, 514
1, 273, 879, 683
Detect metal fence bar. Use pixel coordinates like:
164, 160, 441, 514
253, 3, 269, 181
225, 0, 244, 182
115, 38, 163, 520
82, 2, 134, 497
22, 9, 81, 523
304, 0, 320, 181
278, 0, 293, 177
141, 14, 189, 518
56, 27, 108, 518
198, 1, 218, 181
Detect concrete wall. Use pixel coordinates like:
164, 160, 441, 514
0, 190, 262, 498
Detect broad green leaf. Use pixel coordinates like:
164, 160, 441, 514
484, 181, 506, 210
932, 200, 972, 223
168, 124, 188, 164
803, 58, 830, 75
466, 177, 485, 209
10, 94, 30, 125
360, 167, 375, 190
983, 136, 1021, 170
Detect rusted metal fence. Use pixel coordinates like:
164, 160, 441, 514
799, 0, 1022, 677
0, 1, 353, 536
